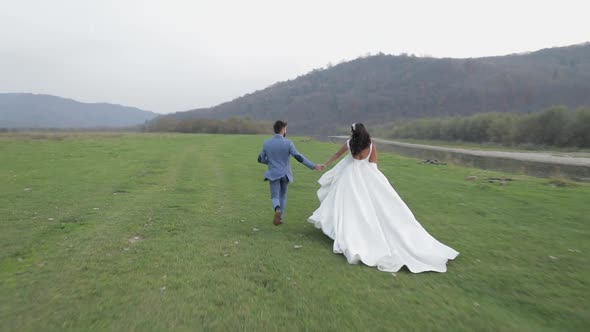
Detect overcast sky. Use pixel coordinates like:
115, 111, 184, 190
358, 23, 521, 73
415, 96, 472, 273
1, 0, 588, 113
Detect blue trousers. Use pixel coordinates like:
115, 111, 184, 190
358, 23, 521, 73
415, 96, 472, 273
269, 176, 289, 219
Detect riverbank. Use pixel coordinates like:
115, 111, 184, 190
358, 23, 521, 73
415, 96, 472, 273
322, 136, 590, 181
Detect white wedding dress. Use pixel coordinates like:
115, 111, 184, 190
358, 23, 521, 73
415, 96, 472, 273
308, 141, 459, 273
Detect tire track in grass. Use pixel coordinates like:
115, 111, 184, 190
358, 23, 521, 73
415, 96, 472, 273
0, 135, 214, 329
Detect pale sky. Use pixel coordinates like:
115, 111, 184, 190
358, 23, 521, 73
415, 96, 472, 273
1, 0, 588, 113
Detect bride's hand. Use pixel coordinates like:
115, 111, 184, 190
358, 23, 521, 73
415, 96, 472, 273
315, 164, 326, 171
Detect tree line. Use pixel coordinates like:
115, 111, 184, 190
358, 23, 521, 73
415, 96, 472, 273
142, 117, 272, 135
378, 107, 590, 147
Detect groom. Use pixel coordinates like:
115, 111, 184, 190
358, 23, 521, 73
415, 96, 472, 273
258, 120, 323, 226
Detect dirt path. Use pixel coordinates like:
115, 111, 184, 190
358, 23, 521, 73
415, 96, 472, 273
330, 136, 590, 167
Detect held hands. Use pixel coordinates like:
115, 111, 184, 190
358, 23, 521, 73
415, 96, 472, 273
314, 164, 326, 172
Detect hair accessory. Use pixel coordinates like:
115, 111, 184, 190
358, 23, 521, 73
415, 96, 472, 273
352, 123, 356, 131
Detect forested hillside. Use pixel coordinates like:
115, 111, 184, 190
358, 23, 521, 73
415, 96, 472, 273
165, 43, 590, 134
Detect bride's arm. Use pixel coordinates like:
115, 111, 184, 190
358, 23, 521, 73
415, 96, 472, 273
369, 143, 378, 163
323, 143, 348, 166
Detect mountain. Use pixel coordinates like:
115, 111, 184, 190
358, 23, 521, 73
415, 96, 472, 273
167, 43, 590, 134
0, 93, 158, 129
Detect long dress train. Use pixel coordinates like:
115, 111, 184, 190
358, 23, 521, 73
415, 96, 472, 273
308, 142, 458, 273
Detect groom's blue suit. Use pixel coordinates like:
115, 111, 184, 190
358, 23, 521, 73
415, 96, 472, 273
258, 134, 316, 219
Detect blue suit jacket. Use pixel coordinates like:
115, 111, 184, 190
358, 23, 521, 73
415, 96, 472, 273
257, 134, 316, 182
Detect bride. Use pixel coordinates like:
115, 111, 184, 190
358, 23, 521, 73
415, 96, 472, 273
308, 123, 459, 273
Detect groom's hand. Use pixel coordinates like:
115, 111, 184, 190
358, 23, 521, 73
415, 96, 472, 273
314, 164, 325, 171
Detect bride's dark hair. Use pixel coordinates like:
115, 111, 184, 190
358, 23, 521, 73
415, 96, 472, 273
349, 123, 371, 156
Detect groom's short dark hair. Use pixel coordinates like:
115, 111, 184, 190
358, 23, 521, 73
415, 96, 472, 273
273, 120, 287, 134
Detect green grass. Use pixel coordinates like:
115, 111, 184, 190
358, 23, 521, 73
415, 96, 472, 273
1, 133, 589, 331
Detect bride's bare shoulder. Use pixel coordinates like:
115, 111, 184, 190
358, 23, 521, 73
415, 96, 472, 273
369, 142, 378, 163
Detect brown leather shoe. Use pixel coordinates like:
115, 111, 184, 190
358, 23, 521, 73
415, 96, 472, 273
273, 210, 282, 226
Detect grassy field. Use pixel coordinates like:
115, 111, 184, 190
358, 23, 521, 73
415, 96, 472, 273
1, 133, 589, 331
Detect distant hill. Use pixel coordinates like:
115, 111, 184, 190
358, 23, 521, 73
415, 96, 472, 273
166, 42, 590, 134
0, 93, 157, 128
